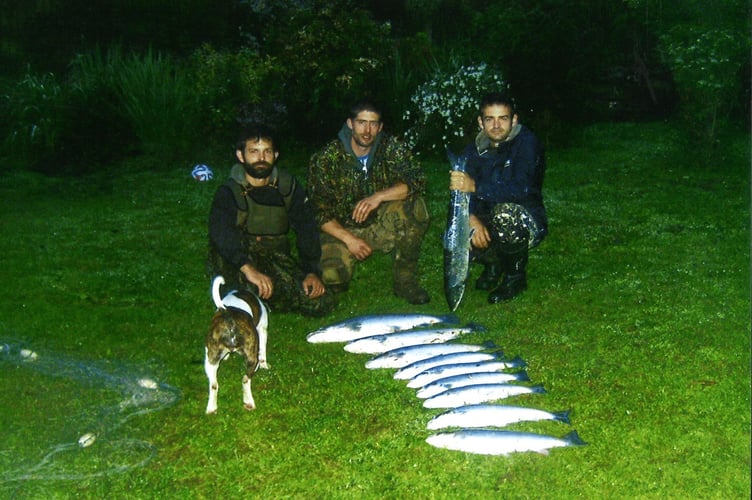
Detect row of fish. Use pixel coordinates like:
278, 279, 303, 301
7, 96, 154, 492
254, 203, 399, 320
306, 313, 587, 456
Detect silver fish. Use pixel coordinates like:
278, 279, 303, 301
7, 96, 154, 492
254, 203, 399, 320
344, 323, 486, 354
416, 371, 531, 399
407, 359, 528, 388
426, 429, 586, 456
444, 150, 472, 311
426, 404, 571, 430
422, 383, 546, 409
394, 351, 525, 380
306, 313, 458, 344
365, 341, 498, 370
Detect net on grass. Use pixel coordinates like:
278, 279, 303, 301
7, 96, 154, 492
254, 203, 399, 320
0, 338, 181, 485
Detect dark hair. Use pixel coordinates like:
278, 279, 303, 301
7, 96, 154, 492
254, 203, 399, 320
236, 124, 276, 152
348, 98, 383, 121
479, 92, 517, 116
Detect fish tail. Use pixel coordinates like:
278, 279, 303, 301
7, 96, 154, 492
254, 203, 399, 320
553, 409, 572, 425
563, 430, 587, 446
517, 371, 531, 382
508, 355, 527, 367
531, 384, 547, 395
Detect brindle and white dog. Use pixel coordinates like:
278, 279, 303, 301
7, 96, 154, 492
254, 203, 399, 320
204, 275, 269, 414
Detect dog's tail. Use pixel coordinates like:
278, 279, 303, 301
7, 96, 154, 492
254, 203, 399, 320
211, 275, 226, 310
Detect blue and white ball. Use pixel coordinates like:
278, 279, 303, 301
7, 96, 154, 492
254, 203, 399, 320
191, 164, 214, 181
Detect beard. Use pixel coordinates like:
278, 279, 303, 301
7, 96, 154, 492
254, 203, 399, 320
243, 160, 273, 179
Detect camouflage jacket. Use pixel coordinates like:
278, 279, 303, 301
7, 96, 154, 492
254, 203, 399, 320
307, 123, 426, 228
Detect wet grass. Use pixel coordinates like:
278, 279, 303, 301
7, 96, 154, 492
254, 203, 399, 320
0, 121, 749, 498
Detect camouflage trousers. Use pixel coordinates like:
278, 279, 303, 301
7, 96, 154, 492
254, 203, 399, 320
208, 239, 336, 317
474, 203, 544, 261
320, 197, 430, 286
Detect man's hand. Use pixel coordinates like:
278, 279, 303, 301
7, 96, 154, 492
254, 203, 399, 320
351, 194, 381, 224
240, 264, 274, 299
345, 234, 373, 261
469, 214, 491, 249
302, 273, 326, 298
449, 171, 476, 193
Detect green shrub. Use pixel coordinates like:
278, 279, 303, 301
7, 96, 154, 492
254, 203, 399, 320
659, 24, 749, 145
111, 49, 201, 161
1, 70, 67, 169
188, 44, 281, 143
261, 0, 392, 140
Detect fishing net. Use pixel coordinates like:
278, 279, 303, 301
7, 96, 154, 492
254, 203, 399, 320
0, 337, 180, 487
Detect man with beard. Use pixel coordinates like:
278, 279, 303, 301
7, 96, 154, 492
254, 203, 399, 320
208, 125, 335, 317
307, 98, 430, 304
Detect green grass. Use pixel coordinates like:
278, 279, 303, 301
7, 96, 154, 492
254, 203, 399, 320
0, 122, 749, 498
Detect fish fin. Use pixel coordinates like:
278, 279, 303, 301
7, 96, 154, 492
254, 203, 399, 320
463, 322, 488, 332
440, 314, 461, 325
517, 371, 531, 382
563, 430, 587, 446
480, 340, 499, 350
554, 410, 572, 425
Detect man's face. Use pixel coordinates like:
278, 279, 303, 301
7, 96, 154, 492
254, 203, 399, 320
478, 104, 517, 146
236, 137, 278, 179
347, 110, 383, 150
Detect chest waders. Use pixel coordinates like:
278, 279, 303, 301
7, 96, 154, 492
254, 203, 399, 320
207, 167, 295, 288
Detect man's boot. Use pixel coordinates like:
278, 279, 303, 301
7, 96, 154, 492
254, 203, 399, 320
393, 255, 430, 305
488, 247, 528, 303
474, 247, 503, 291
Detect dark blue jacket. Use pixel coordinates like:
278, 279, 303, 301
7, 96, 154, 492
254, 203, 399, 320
461, 124, 547, 235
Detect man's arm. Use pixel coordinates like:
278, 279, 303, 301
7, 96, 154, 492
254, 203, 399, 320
351, 182, 408, 223
320, 219, 372, 261
208, 185, 273, 298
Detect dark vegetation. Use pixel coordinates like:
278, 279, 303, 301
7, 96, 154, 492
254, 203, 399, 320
1, 0, 749, 174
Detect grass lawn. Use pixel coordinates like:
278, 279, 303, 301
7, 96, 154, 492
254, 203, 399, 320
0, 121, 749, 498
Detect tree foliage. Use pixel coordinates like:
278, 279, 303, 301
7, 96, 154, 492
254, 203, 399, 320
0, 0, 748, 168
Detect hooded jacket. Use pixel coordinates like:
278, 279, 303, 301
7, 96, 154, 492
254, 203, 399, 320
307, 123, 426, 228
461, 124, 547, 234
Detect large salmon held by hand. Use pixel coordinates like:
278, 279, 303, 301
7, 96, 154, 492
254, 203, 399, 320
444, 150, 471, 311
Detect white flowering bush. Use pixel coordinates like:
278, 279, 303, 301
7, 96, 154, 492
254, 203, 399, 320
402, 63, 507, 154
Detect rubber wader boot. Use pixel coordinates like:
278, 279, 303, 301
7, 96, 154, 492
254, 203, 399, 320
475, 247, 503, 291
393, 256, 430, 305
488, 247, 528, 303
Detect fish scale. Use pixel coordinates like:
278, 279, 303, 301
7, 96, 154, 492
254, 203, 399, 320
426, 429, 586, 456
406, 358, 527, 388
365, 342, 498, 370
344, 323, 486, 354
422, 383, 546, 409
416, 371, 531, 399
426, 404, 571, 430
394, 352, 511, 380
443, 150, 472, 311
306, 313, 458, 343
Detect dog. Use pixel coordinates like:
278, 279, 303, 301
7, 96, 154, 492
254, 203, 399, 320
204, 275, 269, 414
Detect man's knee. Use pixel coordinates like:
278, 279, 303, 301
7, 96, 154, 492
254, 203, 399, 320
320, 241, 352, 285
321, 259, 350, 286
